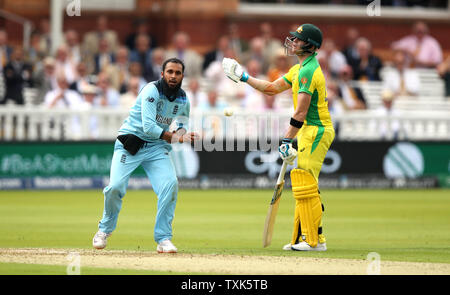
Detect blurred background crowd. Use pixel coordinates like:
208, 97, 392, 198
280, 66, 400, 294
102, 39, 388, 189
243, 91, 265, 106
0, 0, 449, 140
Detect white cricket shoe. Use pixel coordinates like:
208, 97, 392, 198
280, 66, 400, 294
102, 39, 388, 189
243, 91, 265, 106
92, 230, 111, 249
157, 239, 178, 253
282, 243, 293, 251
291, 241, 327, 252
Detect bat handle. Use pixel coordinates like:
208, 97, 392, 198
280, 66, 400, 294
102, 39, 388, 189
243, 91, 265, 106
277, 160, 288, 185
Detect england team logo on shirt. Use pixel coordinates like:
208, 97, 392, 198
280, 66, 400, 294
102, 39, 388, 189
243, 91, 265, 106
157, 101, 164, 113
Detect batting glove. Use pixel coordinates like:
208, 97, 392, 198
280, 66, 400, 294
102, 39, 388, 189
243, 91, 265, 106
222, 58, 249, 83
279, 138, 297, 165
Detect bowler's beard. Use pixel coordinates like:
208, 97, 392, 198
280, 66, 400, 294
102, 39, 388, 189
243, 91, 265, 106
161, 77, 181, 102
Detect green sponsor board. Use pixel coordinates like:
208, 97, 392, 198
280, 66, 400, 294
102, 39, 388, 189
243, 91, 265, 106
0, 142, 146, 177
418, 143, 450, 188
0, 141, 448, 188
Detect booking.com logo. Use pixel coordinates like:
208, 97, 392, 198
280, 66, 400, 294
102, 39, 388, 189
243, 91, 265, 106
66, 0, 81, 17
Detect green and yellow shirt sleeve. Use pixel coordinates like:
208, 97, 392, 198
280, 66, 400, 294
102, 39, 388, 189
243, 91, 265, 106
282, 64, 299, 86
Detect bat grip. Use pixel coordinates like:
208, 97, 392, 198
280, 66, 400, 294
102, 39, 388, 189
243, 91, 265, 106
276, 161, 288, 185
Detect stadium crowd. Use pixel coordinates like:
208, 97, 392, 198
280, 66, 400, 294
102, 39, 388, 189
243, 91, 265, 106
0, 15, 448, 135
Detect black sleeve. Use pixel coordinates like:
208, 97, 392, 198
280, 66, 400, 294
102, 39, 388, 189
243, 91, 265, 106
354, 87, 367, 106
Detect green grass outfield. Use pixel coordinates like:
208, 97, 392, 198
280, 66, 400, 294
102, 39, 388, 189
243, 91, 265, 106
0, 188, 449, 274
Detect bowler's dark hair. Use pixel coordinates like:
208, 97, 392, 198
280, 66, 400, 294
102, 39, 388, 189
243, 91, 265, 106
162, 58, 185, 73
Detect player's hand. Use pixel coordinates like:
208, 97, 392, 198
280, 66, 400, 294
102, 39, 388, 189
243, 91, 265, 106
278, 138, 297, 165
179, 132, 200, 143
222, 58, 249, 83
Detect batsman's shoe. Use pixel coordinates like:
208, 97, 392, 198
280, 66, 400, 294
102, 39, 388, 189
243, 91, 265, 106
282, 243, 293, 251
157, 240, 178, 253
291, 241, 327, 252
92, 230, 111, 249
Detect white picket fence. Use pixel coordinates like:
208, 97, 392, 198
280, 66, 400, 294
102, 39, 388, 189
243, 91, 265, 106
0, 106, 449, 141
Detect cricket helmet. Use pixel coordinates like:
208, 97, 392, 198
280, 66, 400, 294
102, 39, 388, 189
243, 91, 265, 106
289, 24, 323, 49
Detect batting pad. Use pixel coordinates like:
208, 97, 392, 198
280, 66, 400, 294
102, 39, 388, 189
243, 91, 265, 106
290, 169, 322, 248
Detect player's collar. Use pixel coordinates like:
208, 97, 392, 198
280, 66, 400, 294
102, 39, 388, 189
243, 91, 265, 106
302, 52, 317, 66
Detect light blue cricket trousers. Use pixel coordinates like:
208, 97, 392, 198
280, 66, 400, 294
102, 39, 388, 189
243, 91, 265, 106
98, 139, 178, 244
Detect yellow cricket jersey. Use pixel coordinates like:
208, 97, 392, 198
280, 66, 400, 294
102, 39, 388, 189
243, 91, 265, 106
282, 52, 332, 127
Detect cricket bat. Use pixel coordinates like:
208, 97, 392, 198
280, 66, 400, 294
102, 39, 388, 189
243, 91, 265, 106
262, 160, 288, 248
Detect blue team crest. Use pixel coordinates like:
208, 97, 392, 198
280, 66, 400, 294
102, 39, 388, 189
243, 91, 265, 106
157, 101, 164, 113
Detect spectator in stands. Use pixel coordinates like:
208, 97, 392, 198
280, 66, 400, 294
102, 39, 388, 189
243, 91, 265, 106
125, 18, 157, 51
197, 88, 228, 139
2, 47, 33, 105
37, 19, 51, 55
391, 21, 443, 68
185, 77, 207, 108
349, 37, 383, 81
78, 84, 101, 140
119, 76, 140, 109
204, 47, 245, 106
326, 79, 345, 137
43, 72, 83, 109
342, 27, 360, 66
266, 48, 293, 109
83, 15, 119, 60
382, 50, 420, 98
437, 56, 450, 98
80, 83, 98, 107
241, 37, 270, 74
369, 90, 401, 140
95, 72, 120, 107
241, 59, 268, 110
149, 47, 165, 82
125, 62, 148, 94
260, 22, 283, 72
203, 36, 230, 73
93, 38, 115, 75
336, 65, 367, 110
103, 46, 130, 92
54, 44, 77, 84
317, 38, 348, 78
69, 62, 95, 94
64, 30, 83, 65
197, 88, 229, 112
165, 31, 203, 78
43, 72, 85, 139
227, 23, 248, 61
33, 56, 57, 105
267, 48, 292, 82
317, 54, 332, 82
26, 31, 46, 69
262, 93, 284, 111
129, 34, 153, 82
0, 29, 12, 72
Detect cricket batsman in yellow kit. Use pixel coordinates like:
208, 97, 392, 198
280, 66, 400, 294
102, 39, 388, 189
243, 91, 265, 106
222, 24, 334, 251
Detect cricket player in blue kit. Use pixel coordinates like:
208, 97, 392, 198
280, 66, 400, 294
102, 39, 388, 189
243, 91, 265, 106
93, 58, 199, 253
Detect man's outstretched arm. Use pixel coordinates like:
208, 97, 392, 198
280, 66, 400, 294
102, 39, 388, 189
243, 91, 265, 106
222, 57, 290, 96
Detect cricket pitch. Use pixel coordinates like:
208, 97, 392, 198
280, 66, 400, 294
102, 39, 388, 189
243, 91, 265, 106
0, 248, 449, 275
